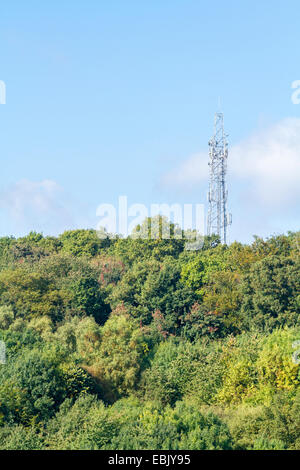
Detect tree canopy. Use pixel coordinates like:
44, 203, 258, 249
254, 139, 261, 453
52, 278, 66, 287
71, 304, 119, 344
0, 224, 299, 449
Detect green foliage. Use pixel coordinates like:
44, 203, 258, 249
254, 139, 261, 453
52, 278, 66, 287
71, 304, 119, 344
66, 273, 109, 324
109, 401, 233, 450
0, 268, 63, 323
0, 327, 42, 357
0, 227, 299, 449
45, 393, 118, 449
141, 339, 198, 405
0, 236, 15, 267
259, 390, 300, 449
0, 425, 44, 450
91, 255, 125, 289
240, 255, 300, 331
181, 245, 229, 297
0, 305, 14, 329
59, 229, 109, 257
110, 258, 196, 331
85, 313, 151, 402
60, 363, 99, 400
181, 303, 226, 340
255, 328, 300, 394
109, 216, 186, 265
0, 348, 66, 424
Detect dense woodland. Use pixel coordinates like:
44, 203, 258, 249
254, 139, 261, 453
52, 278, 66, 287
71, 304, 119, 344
0, 218, 299, 450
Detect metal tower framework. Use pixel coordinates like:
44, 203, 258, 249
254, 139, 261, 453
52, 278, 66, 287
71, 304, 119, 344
207, 113, 231, 244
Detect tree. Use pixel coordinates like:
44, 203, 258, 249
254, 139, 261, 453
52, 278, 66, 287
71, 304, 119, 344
0, 349, 66, 423
239, 255, 300, 331
59, 229, 110, 258
84, 313, 150, 402
110, 258, 196, 331
0, 268, 64, 323
181, 244, 229, 299
109, 401, 233, 450
181, 302, 225, 341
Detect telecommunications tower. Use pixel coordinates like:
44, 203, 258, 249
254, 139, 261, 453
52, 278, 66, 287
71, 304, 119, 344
207, 113, 232, 244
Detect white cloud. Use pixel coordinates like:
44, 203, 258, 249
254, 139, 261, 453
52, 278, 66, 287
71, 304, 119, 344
161, 151, 209, 186
0, 179, 106, 237
230, 118, 300, 205
0, 179, 63, 218
162, 118, 300, 207
0, 179, 80, 235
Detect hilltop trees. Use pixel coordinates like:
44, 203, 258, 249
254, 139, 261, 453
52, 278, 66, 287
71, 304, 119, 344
0, 224, 299, 449
240, 255, 300, 331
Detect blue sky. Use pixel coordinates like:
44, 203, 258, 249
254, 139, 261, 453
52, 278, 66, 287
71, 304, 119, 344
0, 0, 299, 243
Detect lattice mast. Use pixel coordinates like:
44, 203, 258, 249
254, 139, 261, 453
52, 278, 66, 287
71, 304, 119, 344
207, 112, 231, 244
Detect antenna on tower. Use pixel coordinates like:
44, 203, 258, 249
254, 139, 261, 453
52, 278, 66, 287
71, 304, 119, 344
207, 112, 232, 244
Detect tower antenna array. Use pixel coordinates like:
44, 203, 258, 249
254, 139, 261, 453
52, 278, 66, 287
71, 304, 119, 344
207, 112, 232, 244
